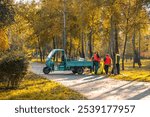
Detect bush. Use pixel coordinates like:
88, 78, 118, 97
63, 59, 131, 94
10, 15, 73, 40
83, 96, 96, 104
0, 51, 29, 88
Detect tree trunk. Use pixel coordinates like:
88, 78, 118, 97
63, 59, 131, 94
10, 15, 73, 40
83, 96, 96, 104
37, 37, 42, 62
77, 36, 80, 57
110, 16, 117, 75
55, 36, 58, 49
53, 37, 56, 49
122, 19, 129, 70
63, 0, 67, 51
115, 25, 119, 53
69, 37, 72, 58
109, 35, 111, 55
85, 33, 88, 59
53, 37, 56, 61
138, 29, 141, 67
92, 33, 94, 53
39, 46, 42, 62
88, 29, 93, 58
132, 28, 136, 68
42, 47, 46, 61
122, 32, 128, 70
81, 32, 85, 58
113, 23, 118, 74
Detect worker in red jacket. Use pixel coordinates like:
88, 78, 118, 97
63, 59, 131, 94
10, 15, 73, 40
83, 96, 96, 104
104, 54, 111, 75
92, 52, 100, 74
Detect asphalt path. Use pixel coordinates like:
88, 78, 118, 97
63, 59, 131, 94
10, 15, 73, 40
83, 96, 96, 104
30, 62, 150, 100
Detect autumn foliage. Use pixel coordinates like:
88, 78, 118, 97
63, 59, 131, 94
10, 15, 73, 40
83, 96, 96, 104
0, 29, 9, 51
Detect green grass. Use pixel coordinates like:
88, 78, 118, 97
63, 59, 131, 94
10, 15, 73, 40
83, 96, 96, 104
0, 73, 86, 100
111, 59, 150, 82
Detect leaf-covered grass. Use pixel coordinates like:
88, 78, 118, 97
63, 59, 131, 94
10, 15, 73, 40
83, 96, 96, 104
0, 73, 86, 100
111, 59, 150, 82
31, 58, 62, 63
31, 58, 45, 63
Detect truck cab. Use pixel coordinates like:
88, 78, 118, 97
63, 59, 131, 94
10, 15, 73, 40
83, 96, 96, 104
43, 49, 66, 73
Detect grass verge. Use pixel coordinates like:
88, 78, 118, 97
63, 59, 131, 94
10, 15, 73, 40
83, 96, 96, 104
31, 58, 45, 63
111, 59, 150, 82
0, 72, 86, 100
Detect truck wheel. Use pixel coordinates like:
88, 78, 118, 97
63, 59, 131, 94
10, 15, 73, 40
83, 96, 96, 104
72, 70, 77, 74
43, 67, 50, 74
77, 68, 83, 75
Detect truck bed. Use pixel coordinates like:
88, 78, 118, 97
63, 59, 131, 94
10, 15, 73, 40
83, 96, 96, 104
66, 60, 93, 67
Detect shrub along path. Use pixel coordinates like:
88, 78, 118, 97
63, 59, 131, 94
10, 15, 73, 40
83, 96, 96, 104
30, 62, 150, 100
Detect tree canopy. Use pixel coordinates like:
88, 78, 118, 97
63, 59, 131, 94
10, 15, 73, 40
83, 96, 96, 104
1, 0, 150, 70
0, 0, 15, 51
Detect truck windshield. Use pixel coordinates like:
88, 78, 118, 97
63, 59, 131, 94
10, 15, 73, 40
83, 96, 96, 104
47, 50, 55, 59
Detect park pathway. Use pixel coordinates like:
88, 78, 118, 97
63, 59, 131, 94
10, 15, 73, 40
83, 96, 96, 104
30, 62, 150, 100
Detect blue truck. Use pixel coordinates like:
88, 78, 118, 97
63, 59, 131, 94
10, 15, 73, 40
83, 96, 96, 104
43, 49, 93, 74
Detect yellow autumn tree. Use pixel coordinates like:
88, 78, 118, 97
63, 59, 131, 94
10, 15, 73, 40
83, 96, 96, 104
0, 29, 9, 51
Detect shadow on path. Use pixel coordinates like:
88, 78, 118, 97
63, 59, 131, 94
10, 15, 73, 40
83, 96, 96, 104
45, 74, 92, 80
94, 80, 138, 99
70, 76, 108, 87
127, 88, 150, 100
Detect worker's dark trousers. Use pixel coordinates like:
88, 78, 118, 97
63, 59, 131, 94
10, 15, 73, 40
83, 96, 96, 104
104, 65, 109, 74
93, 61, 99, 74
116, 63, 120, 74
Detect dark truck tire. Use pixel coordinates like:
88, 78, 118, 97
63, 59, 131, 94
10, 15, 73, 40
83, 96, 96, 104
77, 67, 84, 75
72, 67, 77, 74
43, 67, 51, 74
72, 70, 77, 74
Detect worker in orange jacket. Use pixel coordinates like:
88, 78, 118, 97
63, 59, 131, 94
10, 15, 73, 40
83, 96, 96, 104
92, 52, 100, 75
104, 54, 111, 75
